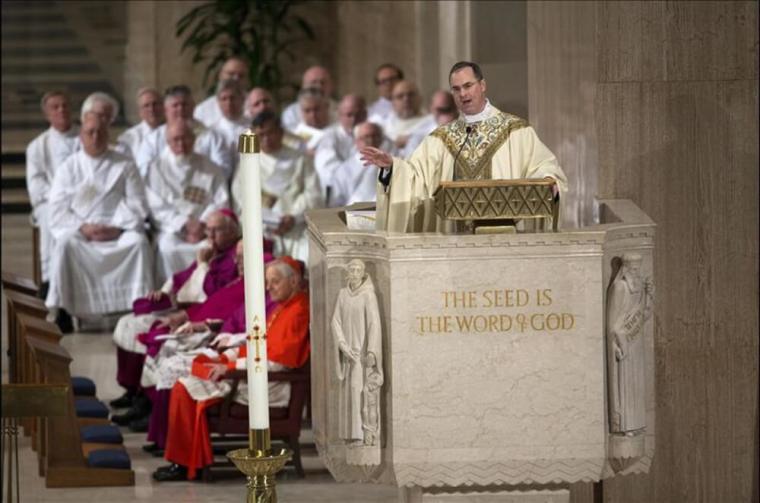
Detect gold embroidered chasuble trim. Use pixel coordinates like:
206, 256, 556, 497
430, 110, 528, 180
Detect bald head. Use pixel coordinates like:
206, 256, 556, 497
219, 57, 249, 87
430, 90, 457, 125
206, 210, 241, 253
166, 120, 195, 156
353, 121, 383, 150
391, 80, 421, 119
338, 94, 367, 133
246, 87, 275, 118
302, 65, 333, 97
299, 88, 329, 129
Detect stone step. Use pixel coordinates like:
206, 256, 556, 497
1, 188, 30, 203
2, 63, 102, 74
2, 164, 26, 181
1, 73, 107, 84
2, 46, 89, 57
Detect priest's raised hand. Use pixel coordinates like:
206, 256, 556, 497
359, 146, 393, 170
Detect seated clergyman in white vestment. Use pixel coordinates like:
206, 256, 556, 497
26, 90, 81, 289
281, 65, 338, 132
231, 111, 323, 261
376, 80, 432, 156
360, 61, 569, 233
117, 87, 165, 159
45, 113, 153, 319
145, 120, 230, 279
194, 57, 250, 127
400, 90, 457, 159
135, 85, 233, 180
208, 79, 249, 173
331, 122, 385, 207
367, 63, 404, 123
314, 94, 367, 206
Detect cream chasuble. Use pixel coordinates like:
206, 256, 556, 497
376, 103, 568, 233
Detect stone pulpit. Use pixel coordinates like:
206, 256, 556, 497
306, 198, 656, 502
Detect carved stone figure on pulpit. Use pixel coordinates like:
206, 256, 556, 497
607, 253, 654, 434
362, 352, 383, 445
331, 259, 383, 448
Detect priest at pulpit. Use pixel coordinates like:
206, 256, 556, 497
360, 61, 569, 233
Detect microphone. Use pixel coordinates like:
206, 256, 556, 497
452, 125, 475, 181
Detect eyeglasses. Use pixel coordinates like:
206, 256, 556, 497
376, 76, 400, 86
392, 91, 416, 100
450, 80, 482, 93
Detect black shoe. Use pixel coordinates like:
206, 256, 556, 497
129, 414, 150, 432
142, 442, 161, 453
152, 463, 187, 482
111, 407, 146, 426
143, 442, 165, 457
109, 392, 135, 409
55, 309, 73, 334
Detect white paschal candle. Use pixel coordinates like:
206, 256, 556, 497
238, 130, 269, 430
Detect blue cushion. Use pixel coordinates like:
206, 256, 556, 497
87, 449, 131, 470
80, 424, 123, 444
71, 376, 96, 396
74, 399, 109, 418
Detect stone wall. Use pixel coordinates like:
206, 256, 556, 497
528, 2, 759, 502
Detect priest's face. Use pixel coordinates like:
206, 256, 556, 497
206, 212, 240, 253
80, 114, 109, 157
430, 91, 457, 126
254, 121, 284, 154
300, 97, 329, 129
265, 264, 299, 303
302, 66, 333, 97
43, 94, 72, 132
246, 88, 274, 118
138, 91, 164, 128
217, 89, 244, 120
354, 123, 383, 150
450, 67, 487, 116
220, 59, 249, 86
90, 100, 114, 125
391, 81, 421, 119
375, 66, 402, 99
164, 95, 194, 123
166, 122, 195, 157
338, 96, 367, 133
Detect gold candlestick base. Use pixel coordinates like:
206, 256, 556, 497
227, 429, 292, 503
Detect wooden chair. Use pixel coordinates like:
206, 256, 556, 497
25, 335, 134, 487
204, 362, 311, 479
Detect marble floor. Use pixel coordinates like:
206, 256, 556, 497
1, 214, 399, 502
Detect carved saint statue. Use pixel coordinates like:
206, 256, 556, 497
332, 259, 383, 446
607, 253, 654, 435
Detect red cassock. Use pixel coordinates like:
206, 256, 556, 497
163, 291, 310, 479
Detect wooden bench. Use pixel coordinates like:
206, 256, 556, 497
4, 289, 48, 385
204, 363, 311, 480
25, 335, 134, 487
1, 269, 39, 297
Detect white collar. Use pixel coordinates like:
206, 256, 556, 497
462, 99, 494, 124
